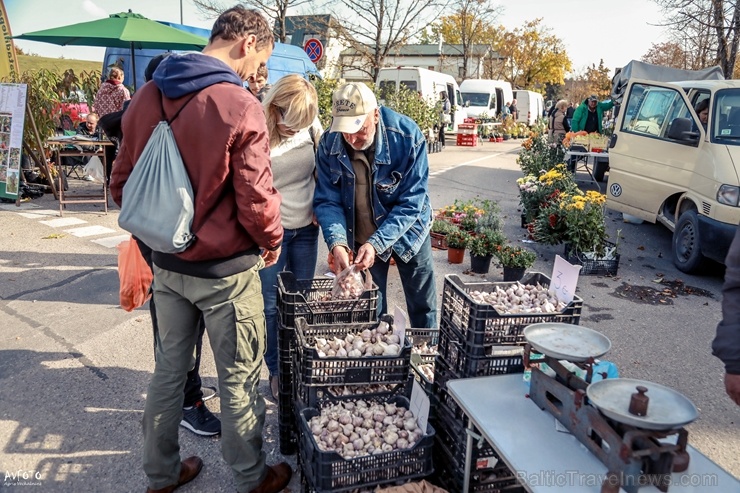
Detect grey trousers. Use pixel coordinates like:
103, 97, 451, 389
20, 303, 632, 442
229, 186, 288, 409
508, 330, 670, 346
143, 261, 267, 493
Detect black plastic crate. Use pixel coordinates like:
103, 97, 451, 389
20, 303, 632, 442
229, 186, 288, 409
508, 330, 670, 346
432, 399, 498, 469
298, 396, 435, 492
410, 354, 436, 396
294, 315, 412, 387
441, 273, 583, 347
294, 373, 413, 411
564, 241, 620, 276
433, 453, 524, 493
431, 357, 464, 419
277, 271, 379, 327
438, 321, 525, 378
279, 420, 298, 456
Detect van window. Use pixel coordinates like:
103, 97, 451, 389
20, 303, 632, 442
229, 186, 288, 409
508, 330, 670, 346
621, 83, 697, 143
713, 89, 740, 145
462, 92, 490, 107
378, 80, 396, 100
400, 80, 417, 92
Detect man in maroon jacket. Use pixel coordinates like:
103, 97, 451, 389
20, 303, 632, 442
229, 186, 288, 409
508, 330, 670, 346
111, 7, 290, 493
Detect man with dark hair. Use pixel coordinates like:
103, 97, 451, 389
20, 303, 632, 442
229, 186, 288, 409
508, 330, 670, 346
571, 95, 614, 134
111, 6, 291, 493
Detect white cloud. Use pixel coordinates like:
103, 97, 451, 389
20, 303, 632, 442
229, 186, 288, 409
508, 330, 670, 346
82, 0, 107, 18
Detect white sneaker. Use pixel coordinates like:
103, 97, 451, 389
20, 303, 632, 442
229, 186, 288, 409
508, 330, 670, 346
83, 175, 95, 182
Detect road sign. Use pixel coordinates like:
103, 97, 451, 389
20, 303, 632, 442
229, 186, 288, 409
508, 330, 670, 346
304, 38, 323, 63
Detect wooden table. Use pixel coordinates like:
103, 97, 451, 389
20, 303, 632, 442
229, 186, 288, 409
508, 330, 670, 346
447, 374, 739, 493
47, 138, 115, 216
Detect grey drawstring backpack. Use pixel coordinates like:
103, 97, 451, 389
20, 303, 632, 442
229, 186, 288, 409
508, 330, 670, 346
118, 92, 199, 253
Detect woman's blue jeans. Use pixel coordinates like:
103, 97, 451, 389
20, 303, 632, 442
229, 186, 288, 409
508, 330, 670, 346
259, 224, 319, 376
368, 235, 438, 329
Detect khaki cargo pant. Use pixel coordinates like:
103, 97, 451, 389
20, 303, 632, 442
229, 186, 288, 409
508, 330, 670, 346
143, 260, 267, 493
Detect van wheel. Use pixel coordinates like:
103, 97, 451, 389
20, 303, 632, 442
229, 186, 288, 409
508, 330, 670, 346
672, 209, 706, 273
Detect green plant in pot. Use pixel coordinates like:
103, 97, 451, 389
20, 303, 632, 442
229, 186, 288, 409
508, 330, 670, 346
468, 229, 505, 273
431, 219, 456, 249
494, 243, 537, 281
445, 228, 470, 264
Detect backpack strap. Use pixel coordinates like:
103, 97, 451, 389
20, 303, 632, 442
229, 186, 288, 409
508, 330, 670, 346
159, 91, 200, 125
308, 125, 318, 152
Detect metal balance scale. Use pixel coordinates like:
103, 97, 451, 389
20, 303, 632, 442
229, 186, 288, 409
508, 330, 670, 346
522, 323, 699, 493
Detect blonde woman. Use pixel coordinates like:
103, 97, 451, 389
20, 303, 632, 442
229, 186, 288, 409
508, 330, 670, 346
549, 99, 570, 142
260, 74, 322, 399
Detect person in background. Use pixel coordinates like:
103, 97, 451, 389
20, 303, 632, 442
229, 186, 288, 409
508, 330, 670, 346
509, 99, 518, 120
110, 6, 291, 493
438, 90, 451, 148
259, 74, 321, 401
248, 64, 270, 101
314, 82, 437, 329
501, 102, 511, 119
77, 112, 100, 138
548, 99, 570, 142
571, 94, 614, 133
565, 102, 575, 128
94, 67, 130, 183
695, 99, 709, 131
714, 226, 740, 407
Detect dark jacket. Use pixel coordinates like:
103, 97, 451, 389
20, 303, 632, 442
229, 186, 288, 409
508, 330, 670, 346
715, 226, 740, 374
111, 52, 283, 266
570, 98, 614, 133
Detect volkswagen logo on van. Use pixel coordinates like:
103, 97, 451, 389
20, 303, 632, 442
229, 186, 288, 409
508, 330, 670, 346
609, 183, 622, 197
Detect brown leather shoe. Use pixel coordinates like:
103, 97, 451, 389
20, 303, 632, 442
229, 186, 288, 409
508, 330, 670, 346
146, 456, 204, 493
248, 462, 292, 493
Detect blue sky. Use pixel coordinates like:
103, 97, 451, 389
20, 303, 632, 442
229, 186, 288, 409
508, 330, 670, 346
7, 0, 668, 76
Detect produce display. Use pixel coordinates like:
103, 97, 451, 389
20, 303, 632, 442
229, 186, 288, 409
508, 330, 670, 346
415, 363, 435, 382
411, 341, 438, 356
327, 383, 399, 396
312, 321, 403, 358
308, 400, 425, 459
469, 282, 567, 314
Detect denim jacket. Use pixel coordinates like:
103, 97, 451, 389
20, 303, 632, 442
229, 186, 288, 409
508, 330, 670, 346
313, 106, 432, 263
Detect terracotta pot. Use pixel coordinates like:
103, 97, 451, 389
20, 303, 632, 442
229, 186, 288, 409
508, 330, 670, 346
447, 247, 465, 264
470, 254, 493, 274
503, 266, 526, 282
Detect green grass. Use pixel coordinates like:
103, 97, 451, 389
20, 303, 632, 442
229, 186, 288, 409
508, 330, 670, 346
17, 54, 101, 76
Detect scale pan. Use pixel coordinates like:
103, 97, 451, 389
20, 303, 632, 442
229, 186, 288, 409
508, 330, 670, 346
523, 323, 611, 361
587, 378, 698, 430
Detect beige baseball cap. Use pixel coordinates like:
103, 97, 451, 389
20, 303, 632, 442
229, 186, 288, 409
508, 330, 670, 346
330, 82, 378, 133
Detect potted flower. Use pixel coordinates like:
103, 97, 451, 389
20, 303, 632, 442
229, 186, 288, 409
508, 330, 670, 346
431, 219, 456, 250
468, 229, 506, 274
445, 228, 470, 264
494, 244, 537, 281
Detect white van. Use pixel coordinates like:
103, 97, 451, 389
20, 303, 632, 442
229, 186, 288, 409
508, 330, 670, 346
514, 90, 544, 126
460, 79, 514, 119
376, 67, 467, 131
607, 78, 740, 272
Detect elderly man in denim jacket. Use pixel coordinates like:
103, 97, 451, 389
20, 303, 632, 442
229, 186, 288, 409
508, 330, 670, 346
314, 82, 437, 328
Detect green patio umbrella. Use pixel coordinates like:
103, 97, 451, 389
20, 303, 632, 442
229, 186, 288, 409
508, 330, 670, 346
14, 11, 208, 89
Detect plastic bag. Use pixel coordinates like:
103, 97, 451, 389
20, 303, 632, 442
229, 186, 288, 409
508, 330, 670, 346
117, 237, 153, 312
83, 155, 105, 183
331, 264, 372, 300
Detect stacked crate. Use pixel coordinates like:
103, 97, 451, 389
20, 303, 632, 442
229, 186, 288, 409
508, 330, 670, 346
456, 123, 479, 147
430, 272, 584, 493
292, 315, 435, 492
276, 271, 379, 455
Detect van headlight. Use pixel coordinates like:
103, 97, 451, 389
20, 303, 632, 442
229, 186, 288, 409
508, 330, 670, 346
717, 184, 740, 206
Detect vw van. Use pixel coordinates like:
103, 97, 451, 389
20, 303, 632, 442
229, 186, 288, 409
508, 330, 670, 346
606, 78, 740, 273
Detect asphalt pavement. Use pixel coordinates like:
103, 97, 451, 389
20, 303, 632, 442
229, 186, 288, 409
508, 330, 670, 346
0, 138, 738, 492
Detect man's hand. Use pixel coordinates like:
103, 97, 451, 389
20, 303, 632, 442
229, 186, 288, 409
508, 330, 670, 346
261, 246, 281, 268
331, 246, 351, 273
725, 373, 740, 406
354, 242, 377, 270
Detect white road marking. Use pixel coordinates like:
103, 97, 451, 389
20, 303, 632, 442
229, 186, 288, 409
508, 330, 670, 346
39, 217, 87, 228
65, 225, 117, 237
16, 210, 61, 218
91, 234, 130, 248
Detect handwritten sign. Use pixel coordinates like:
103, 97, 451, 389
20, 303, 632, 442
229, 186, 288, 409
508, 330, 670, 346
409, 379, 430, 432
393, 305, 407, 344
549, 255, 581, 304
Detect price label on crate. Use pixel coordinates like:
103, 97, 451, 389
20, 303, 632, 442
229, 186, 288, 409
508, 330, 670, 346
549, 255, 581, 304
393, 305, 408, 343
410, 379, 430, 432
